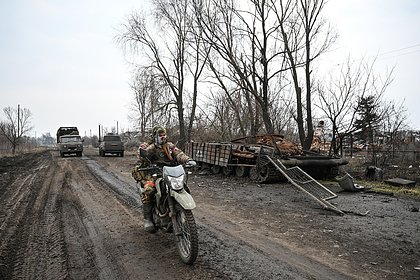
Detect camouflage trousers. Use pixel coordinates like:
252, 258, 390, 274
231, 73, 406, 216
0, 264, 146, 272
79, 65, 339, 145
141, 180, 157, 205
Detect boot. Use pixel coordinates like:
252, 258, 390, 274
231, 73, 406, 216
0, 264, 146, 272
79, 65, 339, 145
143, 203, 155, 233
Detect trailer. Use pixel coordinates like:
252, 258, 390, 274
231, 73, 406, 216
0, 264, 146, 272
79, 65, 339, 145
185, 134, 348, 183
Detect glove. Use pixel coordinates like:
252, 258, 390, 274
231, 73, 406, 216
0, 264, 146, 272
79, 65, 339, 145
186, 159, 197, 167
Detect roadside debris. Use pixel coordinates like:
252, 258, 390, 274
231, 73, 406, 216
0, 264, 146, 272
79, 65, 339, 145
365, 166, 383, 180
338, 173, 366, 192
384, 178, 416, 187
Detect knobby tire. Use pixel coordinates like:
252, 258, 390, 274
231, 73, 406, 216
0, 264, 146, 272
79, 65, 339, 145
174, 204, 198, 265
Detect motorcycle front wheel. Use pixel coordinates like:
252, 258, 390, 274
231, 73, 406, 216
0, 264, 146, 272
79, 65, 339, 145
174, 204, 198, 264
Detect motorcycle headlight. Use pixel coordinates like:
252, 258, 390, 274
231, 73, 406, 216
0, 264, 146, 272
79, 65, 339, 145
168, 174, 185, 191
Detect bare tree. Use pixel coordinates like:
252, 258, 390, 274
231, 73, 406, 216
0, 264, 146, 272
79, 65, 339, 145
271, 91, 295, 134
316, 56, 363, 155
205, 57, 253, 136
274, 0, 337, 149
196, 90, 238, 141
380, 98, 409, 160
117, 0, 207, 148
0, 105, 33, 154
186, 2, 211, 141
128, 68, 170, 139
196, 0, 335, 148
197, 0, 291, 135
317, 57, 395, 157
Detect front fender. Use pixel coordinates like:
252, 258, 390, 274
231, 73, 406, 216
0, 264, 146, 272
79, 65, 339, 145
171, 189, 196, 210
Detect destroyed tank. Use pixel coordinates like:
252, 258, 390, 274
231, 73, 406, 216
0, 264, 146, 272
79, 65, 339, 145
185, 134, 348, 183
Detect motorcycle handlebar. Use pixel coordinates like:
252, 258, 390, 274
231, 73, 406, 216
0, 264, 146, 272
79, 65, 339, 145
137, 162, 196, 172
136, 165, 161, 172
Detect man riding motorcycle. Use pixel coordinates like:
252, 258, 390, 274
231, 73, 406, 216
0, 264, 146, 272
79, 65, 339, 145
134, 126, 196, 232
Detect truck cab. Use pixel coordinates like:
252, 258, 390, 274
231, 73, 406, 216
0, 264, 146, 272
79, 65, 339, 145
56, 126, 83, 157
58, 135, 83, 157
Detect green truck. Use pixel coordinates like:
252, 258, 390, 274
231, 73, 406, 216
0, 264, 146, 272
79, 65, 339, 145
56, 127, 83, 157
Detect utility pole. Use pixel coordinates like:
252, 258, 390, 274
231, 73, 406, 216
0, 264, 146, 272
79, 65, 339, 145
17, 104, 20, 139
114, 120, 119, 135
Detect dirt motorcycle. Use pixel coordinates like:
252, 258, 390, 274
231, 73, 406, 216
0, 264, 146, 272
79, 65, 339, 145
136, 158, 199, 265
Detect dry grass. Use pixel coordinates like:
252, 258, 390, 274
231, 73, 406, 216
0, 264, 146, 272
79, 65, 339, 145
0, 146, 50, 158
349, 179, 420, 198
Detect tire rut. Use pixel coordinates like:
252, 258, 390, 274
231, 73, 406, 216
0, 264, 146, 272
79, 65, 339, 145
60, 157, 130, 280
0, 151, 68, 279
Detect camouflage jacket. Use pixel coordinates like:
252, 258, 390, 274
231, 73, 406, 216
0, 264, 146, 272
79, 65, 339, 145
132, 143, 151, 183
144, 142, 190, 165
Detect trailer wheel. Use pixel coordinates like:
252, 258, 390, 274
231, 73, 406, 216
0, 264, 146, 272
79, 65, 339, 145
211, 165, 221, 174
222, 166, 233, 176
200, 163, 210, 172
235, 166, 249, 177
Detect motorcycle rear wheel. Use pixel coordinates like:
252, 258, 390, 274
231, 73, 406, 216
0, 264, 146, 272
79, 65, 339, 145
174, 204, 198, 265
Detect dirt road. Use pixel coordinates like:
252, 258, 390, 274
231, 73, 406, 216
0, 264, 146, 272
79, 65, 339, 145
0, 148, 419, 279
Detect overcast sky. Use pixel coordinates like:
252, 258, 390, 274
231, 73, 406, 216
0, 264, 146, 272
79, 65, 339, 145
323, 0, 420, 130
1, 0, 419, 139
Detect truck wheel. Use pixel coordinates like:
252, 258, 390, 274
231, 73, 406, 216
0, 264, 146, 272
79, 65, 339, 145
211, 165, 221, 174
200, 163, 210, 172
235, 166, 249, 177
222, 166, 233, 176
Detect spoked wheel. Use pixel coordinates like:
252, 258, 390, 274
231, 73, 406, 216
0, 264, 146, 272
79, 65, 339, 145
174, 204, 198, 264
249, 166, 260, 181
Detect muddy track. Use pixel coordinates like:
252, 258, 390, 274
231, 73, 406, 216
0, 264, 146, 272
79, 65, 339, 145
0, 148, 419, 279
0, 151, 67, 279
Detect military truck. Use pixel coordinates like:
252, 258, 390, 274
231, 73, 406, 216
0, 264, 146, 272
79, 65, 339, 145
56, 127, 83, 157
98, 134, 124, 157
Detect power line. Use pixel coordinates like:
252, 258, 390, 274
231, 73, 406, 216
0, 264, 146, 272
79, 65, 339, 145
378, 43, 420, 56
323, 43, 420, 67
381, 49, 420, 60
